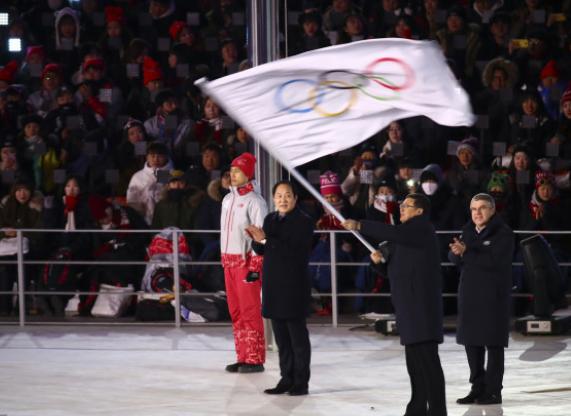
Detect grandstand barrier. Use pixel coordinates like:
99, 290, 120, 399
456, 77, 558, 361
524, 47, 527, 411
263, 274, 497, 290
0, 228, 569, 328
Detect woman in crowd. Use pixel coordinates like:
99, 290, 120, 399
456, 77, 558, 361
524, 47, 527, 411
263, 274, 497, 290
0, 179, 42, 314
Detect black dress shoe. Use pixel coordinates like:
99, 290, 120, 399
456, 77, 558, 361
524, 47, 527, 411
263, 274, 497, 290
288, 385, 308, 396
456, 391, 481, 404
237, 364, 265, 373
475, 394, 502, 405
225, 362, 243, 373
264, 381, 292, 395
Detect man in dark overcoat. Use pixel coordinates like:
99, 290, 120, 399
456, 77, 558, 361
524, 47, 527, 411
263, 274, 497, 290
343, 193, 447, 416
247, 181, 315, 396
449, 193, 514, 405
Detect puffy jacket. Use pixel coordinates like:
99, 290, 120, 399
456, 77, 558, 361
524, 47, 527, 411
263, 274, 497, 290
220, 181, 267, 272
126, 160, 173, 225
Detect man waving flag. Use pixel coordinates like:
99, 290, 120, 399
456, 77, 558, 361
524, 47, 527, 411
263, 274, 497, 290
196, 38, 475, 252
196, 38, 475, 168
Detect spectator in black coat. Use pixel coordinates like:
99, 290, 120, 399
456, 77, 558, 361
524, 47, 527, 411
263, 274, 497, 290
418, 163, 465, 229
342, 193, 447, 416
449, 193, 515, 406
249, 181, 315, 396
506, 145, 537, 229
0, 179, 43, 314
446, 137, 488, 211
508, 90, 555, 158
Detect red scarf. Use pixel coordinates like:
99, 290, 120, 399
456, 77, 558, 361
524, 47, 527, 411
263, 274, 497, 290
237, 182, 254, 196
64, 195, 78, 215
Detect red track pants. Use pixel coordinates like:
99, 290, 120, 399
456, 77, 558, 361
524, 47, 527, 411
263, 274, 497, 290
224, 266, 265, 364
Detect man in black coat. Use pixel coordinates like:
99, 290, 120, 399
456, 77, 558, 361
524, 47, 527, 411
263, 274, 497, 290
247, 181, 315, 396
343, 193, 447, 416
449, 193, 514, 405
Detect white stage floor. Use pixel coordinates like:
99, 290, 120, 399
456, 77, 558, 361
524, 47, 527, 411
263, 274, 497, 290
0, 325, 569, 416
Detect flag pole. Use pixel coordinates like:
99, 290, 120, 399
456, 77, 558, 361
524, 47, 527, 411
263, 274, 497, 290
195, 77, 377, 254
281, 162, 377, 253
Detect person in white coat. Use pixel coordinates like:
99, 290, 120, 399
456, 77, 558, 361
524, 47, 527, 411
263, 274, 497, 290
126, 142, 173, 224
221, 152, 268, 373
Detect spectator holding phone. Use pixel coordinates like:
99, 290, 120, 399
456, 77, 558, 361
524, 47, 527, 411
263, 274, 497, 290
342, 147, 385, 219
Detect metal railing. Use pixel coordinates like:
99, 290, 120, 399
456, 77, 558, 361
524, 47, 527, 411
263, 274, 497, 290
0, 228, 570, 328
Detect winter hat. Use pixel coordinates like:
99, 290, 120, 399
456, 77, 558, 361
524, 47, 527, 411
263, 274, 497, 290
41, 63, 62, 80
374, 176, 396, 192
561, 83, 571, 107
55, 7, 80, 47
487, 171, 509, 193
320, 171, 342, 196
143, 56, 163, 86
169, 20, 187, 40
231, 152, 256, 180
482, 57, 518, 88
540, 60, 558, 80
535, 170, 555, 190
0, 60, 19, 83
82, 57, 104, 72
88, 195, 112, 221
26, 46, 45, 61
456, 137, 478, 157
104, 6, 124, 24
420, 164, 443, 183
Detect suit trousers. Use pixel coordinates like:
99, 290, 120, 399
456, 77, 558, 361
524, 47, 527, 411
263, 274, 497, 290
271, 318, 311, 388
465, 345, 504, 396
404, 341, 447, 416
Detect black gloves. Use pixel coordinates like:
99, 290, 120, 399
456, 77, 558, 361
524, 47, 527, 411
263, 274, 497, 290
245, 271, 260, 283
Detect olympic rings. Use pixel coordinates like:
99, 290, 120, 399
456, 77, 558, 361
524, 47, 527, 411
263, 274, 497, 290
275, 56, 416, 117
364, 57, 415, 91
275, 79, 323, 113
310, 80, 358, 117
318, 70, 369, 90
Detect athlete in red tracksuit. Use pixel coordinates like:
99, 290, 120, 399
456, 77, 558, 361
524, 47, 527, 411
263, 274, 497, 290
221, 152, 268, 373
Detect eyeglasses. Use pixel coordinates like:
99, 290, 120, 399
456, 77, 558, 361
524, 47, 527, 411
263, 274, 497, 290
399, 203, 416, 209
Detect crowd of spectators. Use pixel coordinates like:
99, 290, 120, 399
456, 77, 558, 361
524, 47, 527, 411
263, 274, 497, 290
0, 0, 570, 318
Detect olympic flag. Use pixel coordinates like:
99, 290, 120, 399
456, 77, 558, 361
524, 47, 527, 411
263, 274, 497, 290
196, 38, 475, 168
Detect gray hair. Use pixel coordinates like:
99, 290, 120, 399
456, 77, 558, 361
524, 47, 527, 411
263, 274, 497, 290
470, 193, 496, 211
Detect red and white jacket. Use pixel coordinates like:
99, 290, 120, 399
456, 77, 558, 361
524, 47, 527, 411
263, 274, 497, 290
220, 181, 267, 272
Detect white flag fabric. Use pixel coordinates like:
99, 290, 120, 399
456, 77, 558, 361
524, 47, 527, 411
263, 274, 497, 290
197, 38, 475, 167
